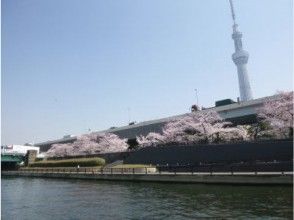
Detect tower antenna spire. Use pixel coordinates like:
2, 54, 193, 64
229, 0, 236, 24
229, 0, 238, 32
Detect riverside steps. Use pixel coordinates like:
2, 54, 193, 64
2, 168, 292, 185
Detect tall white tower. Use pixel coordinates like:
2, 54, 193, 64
229, 0, 253, 101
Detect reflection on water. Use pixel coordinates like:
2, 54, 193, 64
2, 177, 293, 219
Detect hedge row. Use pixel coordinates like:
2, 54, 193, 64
30, 157, 105, 167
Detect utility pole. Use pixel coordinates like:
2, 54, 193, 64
194, 89, 199, 106
127, 107, 130, 124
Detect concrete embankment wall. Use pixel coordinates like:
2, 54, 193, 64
2, 171, 292, 185
124, 139, 293, 166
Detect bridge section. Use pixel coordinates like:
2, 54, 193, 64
1, 154, 25, 170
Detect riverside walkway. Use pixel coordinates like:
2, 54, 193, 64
2, 168, 293, 185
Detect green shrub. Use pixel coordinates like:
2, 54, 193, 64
30, 157, 105, 167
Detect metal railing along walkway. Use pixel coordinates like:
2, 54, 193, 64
7, 167, 293, 176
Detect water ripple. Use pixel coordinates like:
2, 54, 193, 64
2, 177, 292, 220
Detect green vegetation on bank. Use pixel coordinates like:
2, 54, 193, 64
30, 157, 105, 167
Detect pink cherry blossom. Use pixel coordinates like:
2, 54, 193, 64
137, 110, 249, 147
257, 91, 293, 138
46, 132, 128, 157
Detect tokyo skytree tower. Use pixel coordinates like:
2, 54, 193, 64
229, 0, 253, 101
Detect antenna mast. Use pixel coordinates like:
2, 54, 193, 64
229, 0, 236, 24
229, 0, 238, 32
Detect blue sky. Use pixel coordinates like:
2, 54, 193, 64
2, 0, 293, 145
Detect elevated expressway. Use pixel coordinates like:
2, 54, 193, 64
36, 95, 276, 152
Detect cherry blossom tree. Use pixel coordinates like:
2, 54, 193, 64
256, 91, 293, 139
45, 143, 74, 158
46, 132, 128, 157
137, 110, 249, 147
137, 132, 166, 148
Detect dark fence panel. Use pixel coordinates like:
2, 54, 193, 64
124, 139, 293, 166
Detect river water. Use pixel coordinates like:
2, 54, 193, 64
1, 177, 292, 219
